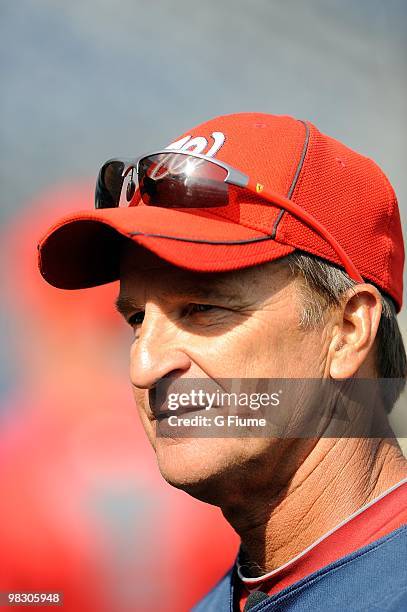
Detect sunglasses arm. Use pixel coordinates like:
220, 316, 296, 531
246, 180, 364, 284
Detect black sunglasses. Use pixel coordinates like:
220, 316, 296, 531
95, 149, 248, 210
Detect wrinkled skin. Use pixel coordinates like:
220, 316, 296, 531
117, 242, 407, 574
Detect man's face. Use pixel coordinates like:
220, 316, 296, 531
117, 243, 332, 504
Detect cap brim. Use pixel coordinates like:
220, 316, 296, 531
38, 205, 295, 289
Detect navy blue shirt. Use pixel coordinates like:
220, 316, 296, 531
193, 524, 407, 611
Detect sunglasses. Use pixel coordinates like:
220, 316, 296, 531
95, 150, 363, 283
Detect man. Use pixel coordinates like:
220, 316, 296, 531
38, 113, 407, 611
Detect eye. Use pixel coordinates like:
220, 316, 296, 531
127, 311, 145, 327
189, 303, 216, 314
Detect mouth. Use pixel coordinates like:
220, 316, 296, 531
146, 377, 227, 423
152, 404, 210, 422
147, 380, 213, 421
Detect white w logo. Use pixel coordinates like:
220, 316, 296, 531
147, 132, 226, 181
166, 132, 225, 157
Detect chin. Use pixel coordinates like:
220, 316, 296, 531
153, 436, 241, 505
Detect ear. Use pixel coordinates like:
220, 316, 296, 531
329, 284, 382, 379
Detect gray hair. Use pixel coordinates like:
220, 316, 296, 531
283, 251, 406, 410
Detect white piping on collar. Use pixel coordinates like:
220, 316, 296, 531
238, 476, 407, 586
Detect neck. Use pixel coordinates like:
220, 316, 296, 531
221, 437, 407, 576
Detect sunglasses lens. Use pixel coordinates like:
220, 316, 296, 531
138, 153, 229, 208
95, 160, 127, 209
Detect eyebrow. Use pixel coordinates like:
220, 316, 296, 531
115, 295, 143, 318
115, 284, 245, 317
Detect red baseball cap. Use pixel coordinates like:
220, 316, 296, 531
37, 112, 404, 311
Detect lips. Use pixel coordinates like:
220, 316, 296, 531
155, 404, 209, 422
147, 377, 209, 421
146, 375, 229, 421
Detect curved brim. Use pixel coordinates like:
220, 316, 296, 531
38, 205, 295, 289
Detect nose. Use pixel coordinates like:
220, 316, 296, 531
129, 304, 192, 390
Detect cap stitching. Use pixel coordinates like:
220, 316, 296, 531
145, 207, 282, 239
38, 210, 268, 245
271, 120, 311, 239
129, 238, 294, 266
129, 229, 383, 287
287, 121, 311, 198
128, 230, 272, 245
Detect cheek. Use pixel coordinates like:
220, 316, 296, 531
267, 328, 326, 376
132, 385, 145, 409
132, 387, 156, 445
209, 316, 324, 378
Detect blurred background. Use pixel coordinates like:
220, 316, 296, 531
0, 1, 406, 610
